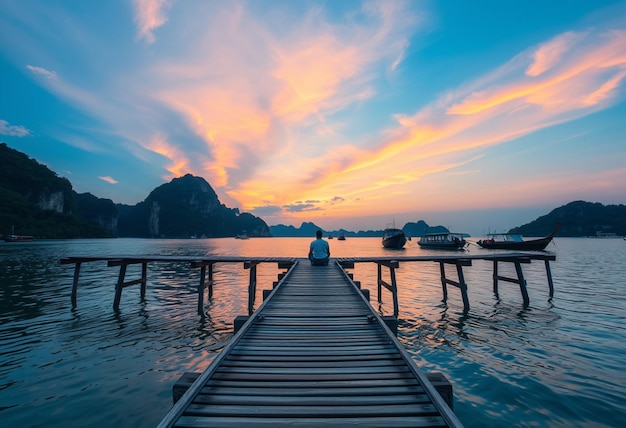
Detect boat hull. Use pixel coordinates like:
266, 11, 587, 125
477, 224, 561, 251
4, 235, 34, 242
418, 242, 466, 250
382, 229, 406, 249
477, 237, 552, 251
418, 233, 467, 250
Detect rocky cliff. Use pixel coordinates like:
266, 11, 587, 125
117, 174, 270, 238
0, 142, 115, 238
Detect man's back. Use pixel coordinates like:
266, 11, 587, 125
310, 238, 329, 259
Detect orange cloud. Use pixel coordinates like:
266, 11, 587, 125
140, 133, 193, 180
234, 25, 626, 220
147, 2, 417, 198
526, 31, 583, 77
447, 30, 626, 115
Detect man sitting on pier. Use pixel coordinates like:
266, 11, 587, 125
309, 230, 330, 266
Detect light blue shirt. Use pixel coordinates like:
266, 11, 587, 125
310, 238, 330, 259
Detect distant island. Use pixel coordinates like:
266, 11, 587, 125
269, 220, 449, 238
269, 201, 626, 238
1, 143, 624, 239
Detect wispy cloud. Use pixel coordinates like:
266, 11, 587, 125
26, 65, 57, 80
98, 176, 118, 184
139, 133, 196, 180
0, 120, 31, 137
237, 25, 626, 218
132, 0, 173, 43
3, 2, 624, 225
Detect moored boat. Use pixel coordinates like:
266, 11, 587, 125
4, 226, 34, 242
382, 228, 406, 249
477, 223, 561, 251
4, 234, 35, 242
235, 231, 249, 239
418, 232, 467, 250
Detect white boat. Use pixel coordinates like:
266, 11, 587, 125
235, 231, 249, 239
418, 232, 467, 250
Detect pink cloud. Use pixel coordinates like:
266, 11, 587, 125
98, 176, 118, 184
132, 0, 172, 43
526, 31, 583, 77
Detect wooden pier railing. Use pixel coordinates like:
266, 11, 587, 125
338, 252, 556, 313
61, 252, 555, 315
60, 255, 296, 315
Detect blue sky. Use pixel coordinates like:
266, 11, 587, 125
1, 0, 625, 235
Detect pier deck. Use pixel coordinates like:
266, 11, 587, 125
157, 260, 463, 427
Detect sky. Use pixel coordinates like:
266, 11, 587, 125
1, 0, 625, 236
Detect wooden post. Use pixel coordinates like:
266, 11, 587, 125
207, 263, 214, 299
140, 262, 148, 298
439, 260, 472, 312
491, 257, 532, 307
113, 264, 127, 310
192, 261, 215, 316
198, 264, 206, 315
456, 263, 470, 312
71, 262, 81, 308
514, 261, 530, 307
390, 265, 399, 318
545, 259, 554, 298
377, 263, 382, 303
439, 262, 448, 301
245, 261, 258, 315
493, 260, 499, 295
377, 261, 400, 317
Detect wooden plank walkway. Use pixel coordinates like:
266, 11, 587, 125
158, 260, 463, 427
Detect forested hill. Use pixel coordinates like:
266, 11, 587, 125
0, 142, 115, 238
509, 201, 626, 237
116, 174, 270, 238
0, 143, 269, 239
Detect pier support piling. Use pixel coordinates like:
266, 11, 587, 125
377, 261, 400, 317
71, 262, 81, 308
191, 261, 215, 316
438, 260, 472, 312
492, 257, 531, 307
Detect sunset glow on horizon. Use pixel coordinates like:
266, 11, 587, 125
1, 0, 625, 234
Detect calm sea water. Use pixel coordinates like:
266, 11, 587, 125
0, 237, 624, 427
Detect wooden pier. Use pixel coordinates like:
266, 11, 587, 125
157, 260, 463, 427
60, 251, 557, 427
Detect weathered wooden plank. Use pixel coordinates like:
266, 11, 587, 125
193, 384, 428, 397
192, 392, 434, 406
214, 365, 413, 375
202, 378, 422, 389
183, 402, 439, 417
174, 415, 447, 428
219, 359, 406, 369
209, 372, 417, 382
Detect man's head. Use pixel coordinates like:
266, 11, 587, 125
316, 230, 323, 239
